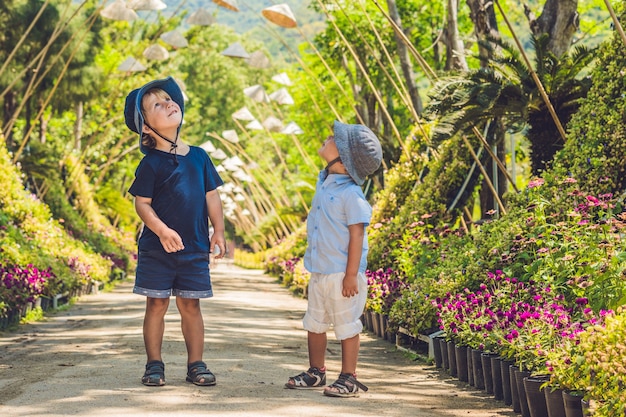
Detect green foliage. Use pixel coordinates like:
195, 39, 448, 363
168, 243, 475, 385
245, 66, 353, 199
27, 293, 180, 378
0, 138, 116, 305
567, 309, 626, 414
553, 3, 626, 194
427, 35, 595, 174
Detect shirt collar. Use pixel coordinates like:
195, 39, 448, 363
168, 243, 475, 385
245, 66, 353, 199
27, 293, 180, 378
319, 170, 353, 184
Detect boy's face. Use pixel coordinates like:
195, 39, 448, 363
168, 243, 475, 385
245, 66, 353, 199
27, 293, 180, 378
141, 91, 182, 133
318, 135, 340, 163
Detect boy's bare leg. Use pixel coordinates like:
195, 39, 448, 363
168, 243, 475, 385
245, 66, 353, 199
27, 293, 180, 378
176, 297, 205, 364
308, 331, 327, 369
340, 334, 360, 375
322, 334, 360, 395
143, 297, 170, 362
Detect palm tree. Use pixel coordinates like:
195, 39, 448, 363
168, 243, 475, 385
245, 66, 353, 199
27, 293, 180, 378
427, 34, 595, 175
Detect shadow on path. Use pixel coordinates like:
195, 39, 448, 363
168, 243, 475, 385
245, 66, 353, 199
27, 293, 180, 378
0, 264, 515, 417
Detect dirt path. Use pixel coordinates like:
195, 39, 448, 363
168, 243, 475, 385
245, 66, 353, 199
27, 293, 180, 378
0, 264, 515, 417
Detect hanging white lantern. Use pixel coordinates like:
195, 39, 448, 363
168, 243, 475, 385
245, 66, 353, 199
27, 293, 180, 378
232, 107, 256, 121
233, 170, 252, 182
211, 149, 228, 159
187, 8, 215, 26
117, 57, 146, 72
199, 141, 217, 153
272, 72, 293, 86
160, 30, 188, 48
263, 116, 284, 132
222, 130, 239, 143
143, 44, 169, 61
243, 85, 269, 103
247, 50, 271, 69
229, 155, 244, 166
221, 42, 250, 59
269, 88, 294, 105
281, 121, 304, 135
127, 0, 166, 11
262, 4, 297, 28
212, 0, 239, 12
222, 183, 235, 193
223, 160, 240, 171
246, 120, 263, 130
100, 0, 138, 21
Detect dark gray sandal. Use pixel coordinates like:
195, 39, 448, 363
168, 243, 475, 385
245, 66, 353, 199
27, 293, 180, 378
186, 361, 216, 386
285, 367, 326, 389
142, 360, 165, 386
323, 373, 368, 397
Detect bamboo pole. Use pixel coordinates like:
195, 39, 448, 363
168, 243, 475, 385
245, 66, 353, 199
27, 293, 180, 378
247, 100, 311, 213
3, 0, 87, 139
208, 131, 296, 237
461, 134, 507, 215
316, 0, 410, 160
604, 0, 626, 49
370, 0, 517, 195
493, 0, 568, 144
0, 0, 51, 80
353, 1, 429, 141
11, 2, 99, 163
241, 0, 348, 126
265, 101, 320, 174
370, 0, 438, 84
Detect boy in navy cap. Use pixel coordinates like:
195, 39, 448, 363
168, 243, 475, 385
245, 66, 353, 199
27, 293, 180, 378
285, 121, 382, 397
124, 77, 226, 387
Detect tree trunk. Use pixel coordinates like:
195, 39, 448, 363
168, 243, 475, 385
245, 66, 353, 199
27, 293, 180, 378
38, 112, 50, 144
479, 119, 506, 219
525, 0, 579, 57
74, 101, 83, 150
443, 0, 469, 71
467, 0, 501, 67
386, 0, 423, 115
2, 91, 17, 147
467, 0, 506, 219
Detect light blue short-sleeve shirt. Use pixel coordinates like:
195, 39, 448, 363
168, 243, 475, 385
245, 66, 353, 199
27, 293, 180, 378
303, 172, 372, 274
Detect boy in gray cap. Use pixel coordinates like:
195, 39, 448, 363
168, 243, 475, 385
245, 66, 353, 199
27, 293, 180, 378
124, 77, 226, 387
285, 121, 382, 397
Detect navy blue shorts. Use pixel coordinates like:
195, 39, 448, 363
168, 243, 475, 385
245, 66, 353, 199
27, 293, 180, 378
134, 250, 213, 299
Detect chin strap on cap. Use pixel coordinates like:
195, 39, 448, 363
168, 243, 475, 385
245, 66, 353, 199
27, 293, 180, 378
324, 157, 342, 172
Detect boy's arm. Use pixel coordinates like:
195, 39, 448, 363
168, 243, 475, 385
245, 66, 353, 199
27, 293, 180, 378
134, 196, 184, 253
206, 189, 226, 259
342, 223, 365, 297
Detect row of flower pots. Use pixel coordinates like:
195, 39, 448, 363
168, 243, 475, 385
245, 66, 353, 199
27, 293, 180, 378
362, 310, 396, 343
433, 338, 590, 417
0, 282, 97, 331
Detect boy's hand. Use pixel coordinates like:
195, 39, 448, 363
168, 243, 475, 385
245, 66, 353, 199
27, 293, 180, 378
159, 228, 185, 253
342, 273, 359, 298
210, 231, 226, 259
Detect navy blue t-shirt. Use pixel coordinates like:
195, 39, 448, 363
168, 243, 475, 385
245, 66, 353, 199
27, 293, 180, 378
128, 146, 224, 253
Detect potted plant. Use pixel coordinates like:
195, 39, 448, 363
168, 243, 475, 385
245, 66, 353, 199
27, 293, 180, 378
563, 308, 625, 416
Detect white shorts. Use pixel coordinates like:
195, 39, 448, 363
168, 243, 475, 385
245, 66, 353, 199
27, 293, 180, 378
302, 272, 367, 341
